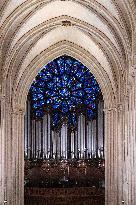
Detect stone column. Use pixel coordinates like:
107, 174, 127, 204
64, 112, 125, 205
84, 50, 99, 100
123, 70, 136, 205
0, 97, 24, 205
104, 106, 118, 205
117, 104, 124, 205
11, 107, 25, 205
0, 95, 6, 205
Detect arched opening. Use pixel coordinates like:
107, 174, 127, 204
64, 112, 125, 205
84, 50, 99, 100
1, 1, 135, 204
2, 41, 118, 205
24, 55, 105, 204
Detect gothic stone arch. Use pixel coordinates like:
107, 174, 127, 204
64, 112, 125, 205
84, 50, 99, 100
1, 41, 124, 205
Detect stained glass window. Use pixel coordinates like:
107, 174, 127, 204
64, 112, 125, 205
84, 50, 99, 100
30, 56, 101, 128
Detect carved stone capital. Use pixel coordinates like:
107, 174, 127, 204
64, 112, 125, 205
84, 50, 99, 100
103, 106, 117, 113
117, 103, 123, 112
104, 103, 123, 114
0, 94, 6, 101
11, 106, 25, 116
128, 65, 136, 88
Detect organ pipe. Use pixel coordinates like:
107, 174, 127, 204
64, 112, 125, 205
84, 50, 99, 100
97, 100, 104, 158
74, 130, 78, 159
71, 131, 74, 159
27, 100, 31, 159
87, 120, 92, 158
24, 99, 31, 159
61, 122, 68, 159
31, 119, 36, 159
24, 99, 104, 160
78, 115, 81, 158
92, 119, 97, 158
52, 130, 56, 159
57, 131, 61, 159
47, 113, 51, 158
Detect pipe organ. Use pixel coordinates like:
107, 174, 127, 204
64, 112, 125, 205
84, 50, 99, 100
24, 99, 104, 160
24, 56, 105, 161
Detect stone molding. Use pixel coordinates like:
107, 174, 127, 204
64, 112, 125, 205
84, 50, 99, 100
2, 15, 125, 82
11, 40, 116, 112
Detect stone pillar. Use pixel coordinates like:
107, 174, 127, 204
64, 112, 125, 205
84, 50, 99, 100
11, 108, 25, 205
104, 107, 118, 205
0, 97, 25, 205
117, 104, 124, 205
0, 95, 6, 205
123, 70, 136, 205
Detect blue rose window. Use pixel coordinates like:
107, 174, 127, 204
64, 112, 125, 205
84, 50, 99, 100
30, 56, 101, 128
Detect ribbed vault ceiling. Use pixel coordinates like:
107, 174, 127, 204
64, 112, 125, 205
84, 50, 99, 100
0, 0, 136, 101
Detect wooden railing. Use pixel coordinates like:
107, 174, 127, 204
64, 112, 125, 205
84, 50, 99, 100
24, 159, 105, 188
25, 187, 105, 205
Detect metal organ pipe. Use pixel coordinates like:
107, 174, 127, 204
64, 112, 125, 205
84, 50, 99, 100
24, 98, 104, 160
24, 99, 31, 159
61, 122, 68, 159
31, 119, 36, 159
78, 114, 86, 159
92, 119, 97, 158
87, 120, 92, 158
52, 130, 57, 159
97, 100, 104, 158
36, 120, 42, 158
27, 100, 31, 159
78, 115, 81, 158
57, 131, 61, 159
65, 123, 68, 159
71, 131, 74, 159
74, 130, 78, 159
43, 114, 48, 159
47, 113, 51, 158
